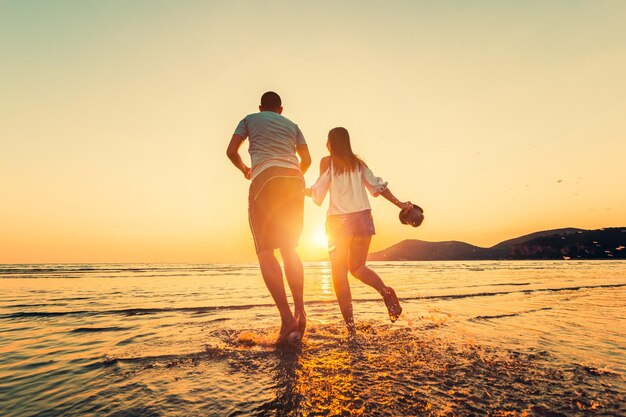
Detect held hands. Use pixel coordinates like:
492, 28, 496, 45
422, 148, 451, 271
304, 187, 312, 197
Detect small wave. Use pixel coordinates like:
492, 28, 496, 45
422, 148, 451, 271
0, 264, 260, 278
470, 307, 553, 321
208, 317, 230, 322
96, 346, 230, 369
2, 283, 624, 320
16, 360, 56, 370
4, 303, 68, 308
3, 311, 78, 318
0, 303, 275, 319
438, 282, 531, 290
70, 326, 132, 333
475, 282, 531, 287
400, 283, 626, 302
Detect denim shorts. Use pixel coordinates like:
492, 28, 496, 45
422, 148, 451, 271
326, 209, 376, 239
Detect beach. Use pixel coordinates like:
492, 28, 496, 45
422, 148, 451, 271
1, 261, 624, 416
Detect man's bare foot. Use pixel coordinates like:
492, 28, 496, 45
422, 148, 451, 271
295, 311, 306, 336
276, 319, 300, 346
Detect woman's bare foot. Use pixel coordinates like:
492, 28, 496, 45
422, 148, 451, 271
382, 286, 402, 323
345, 321, 357, 342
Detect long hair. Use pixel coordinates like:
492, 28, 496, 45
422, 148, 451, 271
328, 127, 366, 174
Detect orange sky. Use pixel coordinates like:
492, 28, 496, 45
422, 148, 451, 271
1, 1, 625, 263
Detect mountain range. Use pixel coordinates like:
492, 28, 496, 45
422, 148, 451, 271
368, 227, 626, 261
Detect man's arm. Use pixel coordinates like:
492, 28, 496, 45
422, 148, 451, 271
226, 134, 251, 180
296, 144, 311, 174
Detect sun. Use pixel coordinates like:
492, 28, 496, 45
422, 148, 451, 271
312, 226, 328, 248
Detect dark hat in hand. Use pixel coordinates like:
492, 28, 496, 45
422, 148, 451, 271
399, 204, 424, 227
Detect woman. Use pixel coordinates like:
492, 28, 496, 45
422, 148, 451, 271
306, 127, 412, 335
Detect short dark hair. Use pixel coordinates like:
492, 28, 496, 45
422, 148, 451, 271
260, 91, 281, 111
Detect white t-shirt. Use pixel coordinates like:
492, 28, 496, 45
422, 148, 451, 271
233, 111, 306, 180
311, 162, 388, 215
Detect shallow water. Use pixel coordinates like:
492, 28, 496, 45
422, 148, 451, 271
0, 261, 624, 416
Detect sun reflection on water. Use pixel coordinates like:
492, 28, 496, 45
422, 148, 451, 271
320, 265, 332, 298
296, 348, 363, 416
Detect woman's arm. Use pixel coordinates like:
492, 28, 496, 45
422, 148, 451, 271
380, 188, 412, 210
362, 166, 411, 209
307, 156, 331, 205
319, 156, 330, 176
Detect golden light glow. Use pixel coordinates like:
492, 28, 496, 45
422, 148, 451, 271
1, 2, 625, 262
312, 226, 329, 249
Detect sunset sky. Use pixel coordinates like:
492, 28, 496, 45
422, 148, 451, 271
1, 1, 625, 263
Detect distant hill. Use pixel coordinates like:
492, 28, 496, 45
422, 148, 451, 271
368, 227, 626, 261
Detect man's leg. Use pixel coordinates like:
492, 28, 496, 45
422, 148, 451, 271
348, 235, 402, 322
257, 249, 298, 342
277, 176, 307, 334
280, 247, 306, 334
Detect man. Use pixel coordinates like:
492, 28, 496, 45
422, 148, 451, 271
227, 91, 311, 345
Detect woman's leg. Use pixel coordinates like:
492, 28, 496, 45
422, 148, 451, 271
329, 235, 355, 332
349, 235, 403, 322
348, 236, 386, 294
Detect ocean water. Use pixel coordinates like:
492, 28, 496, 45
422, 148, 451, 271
0, 261, 624, 416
